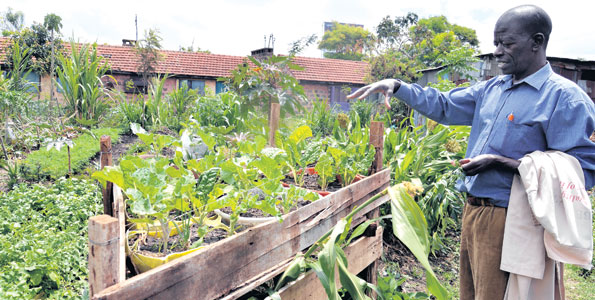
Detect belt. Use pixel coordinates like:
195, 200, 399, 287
466, 195, 495, 206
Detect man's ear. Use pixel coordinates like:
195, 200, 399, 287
532, 33, 545, 51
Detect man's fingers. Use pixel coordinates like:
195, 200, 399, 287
346, 86, 368, 99
356, 85, 376, 100
459, 158, 472, 165
462, 163, 480, 176
384, 91, 392, 109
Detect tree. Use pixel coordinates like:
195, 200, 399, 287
409, 16, 479, 67
318, 22, 372, 61
367, 13, 479, 81
43, 13, 62, 108
224, 55, 307, 121
366, 13, 479, 127
5, 22, 63, 74
288, 34, 317, 56
1, 7, 24, 35
135, 28, 163, 89
375, 12, 418, 52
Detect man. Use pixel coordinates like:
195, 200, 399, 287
348, 5, 595, 300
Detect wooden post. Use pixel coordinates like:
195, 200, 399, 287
369, 121, 384, 174
268, 103, 281, 147
100, 136, 114, 216
112, 185, 127, 281
365, 121, 384, 297
89, 215, 121, 297
363, 207, 381, 298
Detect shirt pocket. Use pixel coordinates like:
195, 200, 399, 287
489, 122, 546, 159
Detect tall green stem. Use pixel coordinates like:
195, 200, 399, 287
303, 187, 388, 257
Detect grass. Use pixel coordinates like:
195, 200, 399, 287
565, 265, 595, 300
565, 192, 595, 300
21, 128, 121, 180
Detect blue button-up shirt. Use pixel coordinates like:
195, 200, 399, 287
395, 63, 595, 207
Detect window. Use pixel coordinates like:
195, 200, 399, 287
215, 81, 227, 94
124, 77, 147, 94
180, 79, 205, 95
56, 77, 63, 93
25, 72, 41, 93
330, 85, 379, 111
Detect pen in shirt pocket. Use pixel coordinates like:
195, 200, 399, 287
507, 112, 514, 122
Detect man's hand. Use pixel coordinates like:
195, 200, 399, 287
346, 79, 401, 109
459, 154, 521, 176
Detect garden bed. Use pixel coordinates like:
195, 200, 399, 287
91, 168, 390, 300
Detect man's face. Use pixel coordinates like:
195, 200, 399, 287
493, 19, 536, 80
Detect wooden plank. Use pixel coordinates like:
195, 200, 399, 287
93, 168, 390, 300
363, 207, 381, 298
274, 226, 384, 300
219, 258, 294, 300
113, 185, 126, 282
369, 121, 384, 174
268, 102, 281, 146
89, 215, 121, 297
100, 135, 114, 216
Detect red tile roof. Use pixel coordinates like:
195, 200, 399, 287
0, 37, 367, 84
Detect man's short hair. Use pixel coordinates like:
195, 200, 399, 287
510, 5, 553, 48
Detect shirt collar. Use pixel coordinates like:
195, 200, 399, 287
500, 62, 553, 90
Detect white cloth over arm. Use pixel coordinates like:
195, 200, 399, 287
501, 151, 593, 300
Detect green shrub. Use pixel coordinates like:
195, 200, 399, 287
22, 128, 121, 180
0, 178, 102, 299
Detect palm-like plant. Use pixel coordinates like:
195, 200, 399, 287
55, 40, 111, 126
43, 13, 62, 112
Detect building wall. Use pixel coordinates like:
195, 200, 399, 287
302, 81, 367, 111
205, 80, 216, 94
302, 83, 330, 101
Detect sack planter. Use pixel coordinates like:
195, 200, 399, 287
126, 230, 203, 273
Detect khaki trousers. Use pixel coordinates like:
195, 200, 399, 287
459, 204, 509, 300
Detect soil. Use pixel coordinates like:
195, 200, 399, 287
219, 198, 313, 218
282, 173, 344, 193
379, 221, 461, 294
89, 132, 176, 166
133, 188, 317, 258
109, 133, 140, 162
131, 224, 230, 257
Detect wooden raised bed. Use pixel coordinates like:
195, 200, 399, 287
90, 122, 389, 300
272, 226, 384, 300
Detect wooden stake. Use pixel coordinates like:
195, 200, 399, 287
366, 121, 384, 297
363, 207, 381, 298
89, 215, 121, 297
112, 185, 127, 282
100, 135, 114, 216
369, 121, 384, 174
268, 102, 281, 147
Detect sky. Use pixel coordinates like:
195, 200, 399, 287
3, 0, 595, 60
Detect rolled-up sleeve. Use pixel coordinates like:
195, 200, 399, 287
546, 95, 595, 190
394, 82, 482, 126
